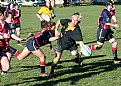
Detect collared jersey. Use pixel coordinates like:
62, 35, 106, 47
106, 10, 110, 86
37, 6, 54, 17
60, 19, 83, 41
57, 19, 83, 50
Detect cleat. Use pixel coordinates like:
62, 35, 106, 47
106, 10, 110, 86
114, 60, 121, 64
79, 61, 83, 66
73, 57, 83, 66
1, 72, 7, 76
39, 72, 48, 77
49, 73, 55, 78
73, 57, 79, 63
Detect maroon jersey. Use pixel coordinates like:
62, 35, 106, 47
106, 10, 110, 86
13, 9, 20, 24
0, 21, 9, 50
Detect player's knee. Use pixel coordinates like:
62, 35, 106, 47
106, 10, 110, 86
96, 45, 103, 49
112, 41, 117, 46
109, 38, 115, 43
109, 38, 117, 46
1, 58, 10, 71
96, 42, 103, 49
71, 50, 78, 56
53, 58, 58, 64
2, 66, 9, 72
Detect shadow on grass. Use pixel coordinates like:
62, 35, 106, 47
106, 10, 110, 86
37, 59, 121, 86
84, 40, 97, 44
46, 55, 106, 66
6, 59, 121, 86
11, 55, 106, 73
10, 65, 40, 73
5, 54, 121, 86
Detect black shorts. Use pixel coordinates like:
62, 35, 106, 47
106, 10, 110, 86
26, 38, 39, 52
10, 23, 20, 29
0, 52, 7, 58
97, 27, 114, 43
56, 43, 77, 53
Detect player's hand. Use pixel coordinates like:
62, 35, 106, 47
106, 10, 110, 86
19, 38, 26, 41
58, 33, 63, 37
21, 38, 26, 41
0, 35, 3, 39
51, 47, 55, 52
55, 31, 62, 38
114, 24, 119, 28
3, 34, 10, 38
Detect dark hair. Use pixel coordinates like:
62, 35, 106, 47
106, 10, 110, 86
106, 2, 112, 7
50, 22, 56, 27
42, 22, 55, 28
5, 12, 12, 17
72, 12, 80, 16
0, 7, 6, 15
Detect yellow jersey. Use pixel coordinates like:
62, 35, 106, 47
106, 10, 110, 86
37, 6, 54, 17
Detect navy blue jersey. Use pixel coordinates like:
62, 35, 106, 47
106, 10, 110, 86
33, 30, 55, 46
98, 9, 112, 29
8, 23, 13, 35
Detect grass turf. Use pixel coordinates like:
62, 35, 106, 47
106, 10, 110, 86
1, 5, 121, 86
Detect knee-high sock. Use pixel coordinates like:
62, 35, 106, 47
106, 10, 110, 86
112, 47, 118, 60
40, 62, 45, 73
90, 45, 96, 50
50, 61, 57, 74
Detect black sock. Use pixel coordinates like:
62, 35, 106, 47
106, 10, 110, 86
112, 50, 118, 60
40, 66, 45, 73
18, 41, 20, 44
50, 61, 57, 74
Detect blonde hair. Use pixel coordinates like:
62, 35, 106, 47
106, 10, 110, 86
72, 12, 83, 21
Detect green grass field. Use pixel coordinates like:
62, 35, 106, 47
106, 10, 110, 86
1, 5, 121, 86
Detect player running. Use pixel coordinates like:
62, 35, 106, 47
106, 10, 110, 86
8, 22, 59, 76
49, 12, 84, 78
90, 2, 120, 64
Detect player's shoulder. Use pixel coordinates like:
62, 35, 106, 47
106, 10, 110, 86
103, 8, 108, 12
60, 19, 71, 22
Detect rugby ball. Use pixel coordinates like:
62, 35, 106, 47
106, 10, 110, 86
80, 45, 91, 56
41, 14, 50, 22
